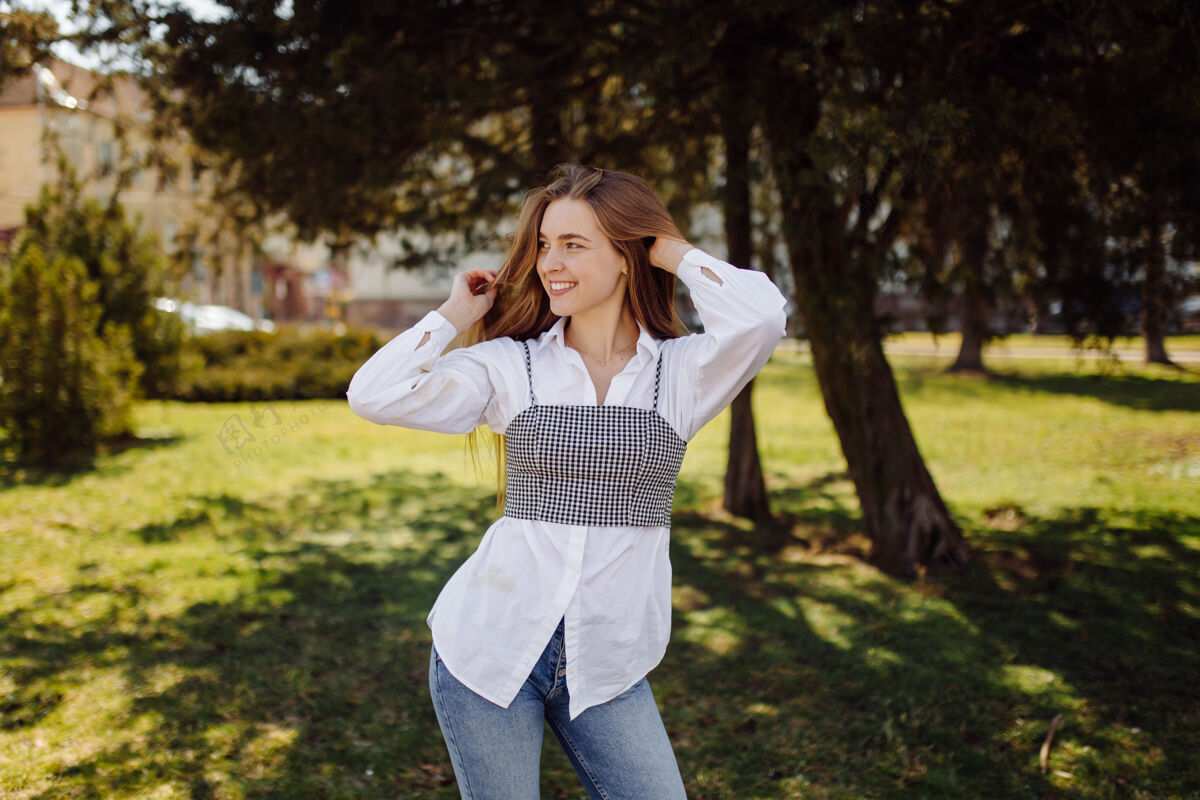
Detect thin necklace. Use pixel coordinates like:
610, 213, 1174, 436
566, 330, 638, 367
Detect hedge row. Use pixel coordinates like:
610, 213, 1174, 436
160, 326, 389, 402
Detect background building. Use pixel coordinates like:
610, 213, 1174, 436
0, 58, 471, 330
0, 58, 278, 319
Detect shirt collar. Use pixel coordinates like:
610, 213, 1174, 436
533, 316, 661, 359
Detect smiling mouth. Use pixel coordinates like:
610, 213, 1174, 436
547, 281, 578, 296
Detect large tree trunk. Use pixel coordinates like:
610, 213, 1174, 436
951, 288, 988, 372
950, 212, 991, 373
725, 389, 770, 519
720, 22, 771, 520
1142, 209, 1174, 366
763, 80, 969, 576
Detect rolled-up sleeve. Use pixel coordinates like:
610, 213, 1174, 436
674, 249, 788, 439
345, 310, 496, 434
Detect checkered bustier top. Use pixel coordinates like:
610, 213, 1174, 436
503, 340, 688, 527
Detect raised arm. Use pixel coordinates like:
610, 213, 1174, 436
650, 240, 788, 439
345, 268, 504, 434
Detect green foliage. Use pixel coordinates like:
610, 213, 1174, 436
168, 326, 386, 402
0, 171, 188, 465
126, 0, 719, 254
0, 243, 141, 466
19, 172, 189, 397
0, 4, 58, 82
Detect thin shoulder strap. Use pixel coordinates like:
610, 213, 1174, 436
653, 348, 665, 411
521, 340, 535, 405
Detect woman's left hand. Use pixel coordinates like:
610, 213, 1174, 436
647, 237, 693, 275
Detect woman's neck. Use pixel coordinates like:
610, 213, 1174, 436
565, 303, 640, 364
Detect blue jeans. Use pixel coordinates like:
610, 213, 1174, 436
428, 621, 687, 799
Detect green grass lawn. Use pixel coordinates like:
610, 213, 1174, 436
2, 354, 1198, 799
883, 331, 1200, 353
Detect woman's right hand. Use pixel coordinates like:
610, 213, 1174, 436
648, 237, 693, 275
438, 269, 499, 333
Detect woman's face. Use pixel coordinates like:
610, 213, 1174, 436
536, 198, 628, 320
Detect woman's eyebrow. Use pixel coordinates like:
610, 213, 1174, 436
538, 233, 592, 243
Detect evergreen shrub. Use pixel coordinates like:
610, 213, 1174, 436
19, 174, 189, 398
0, 244, 141, 465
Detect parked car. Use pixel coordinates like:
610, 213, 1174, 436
1179, 296, 1200, 333
153, 298, 276, 334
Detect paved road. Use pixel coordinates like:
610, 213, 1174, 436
777, 339, 1200, 363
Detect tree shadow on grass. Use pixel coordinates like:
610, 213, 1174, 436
661, 516, 1062, 799
654, 479, 1200, 799
986, 371, 1200, 413
951, 507, 1200, 795
1, 469, 505, 799
767, 471, 862, 545
130, 492, 283, 543
7, 469, 1199, 799
0, 434, 184, 489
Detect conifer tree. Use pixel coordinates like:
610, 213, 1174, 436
0, 243, 140, 466
19, 170, 187, 397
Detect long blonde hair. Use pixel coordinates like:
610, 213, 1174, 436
465, 164, 689, 493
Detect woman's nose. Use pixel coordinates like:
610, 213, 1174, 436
540, 248, 563, 273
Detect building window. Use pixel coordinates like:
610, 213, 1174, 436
97, 141, 114, 177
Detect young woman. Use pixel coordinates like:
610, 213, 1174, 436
346, 165, 787, 799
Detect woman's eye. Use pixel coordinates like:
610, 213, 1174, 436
537, 241, 549, 250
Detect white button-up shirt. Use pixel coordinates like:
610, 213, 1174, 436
346, 249, 787, 719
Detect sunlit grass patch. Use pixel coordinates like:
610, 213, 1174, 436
674, 606, 746, 656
